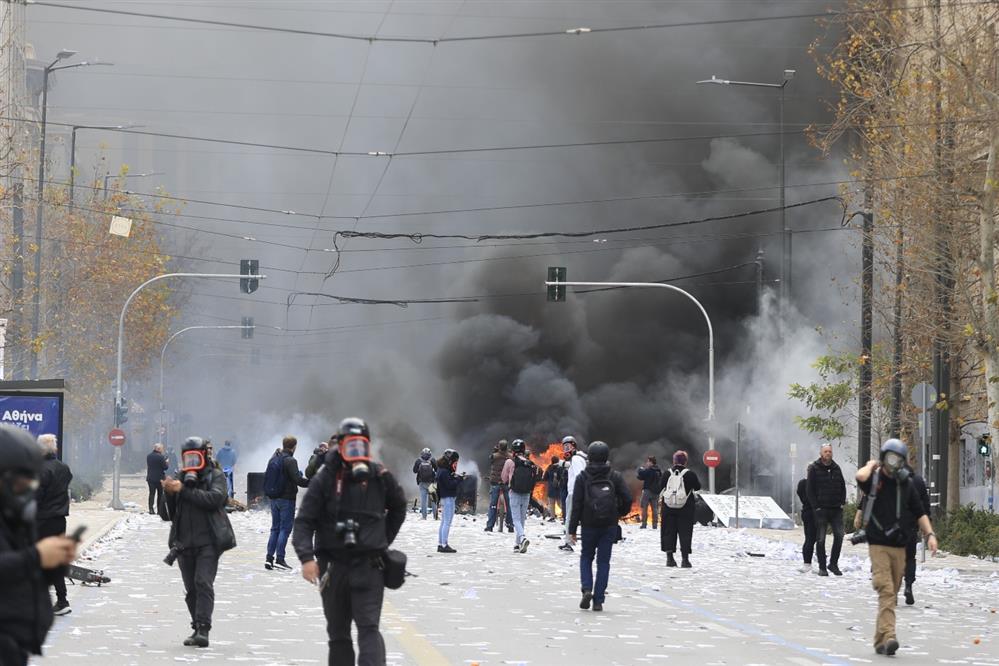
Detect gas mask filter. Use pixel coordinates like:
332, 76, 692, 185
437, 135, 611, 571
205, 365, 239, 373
0, 472, 38, 525
340, 436, 372, 481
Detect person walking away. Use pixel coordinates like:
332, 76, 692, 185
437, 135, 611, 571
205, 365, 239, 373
293, 417, 406, 666
34, 434, 73, 616
162, 436, 236, 648
796, 470, 816, 573
560, 436, 587, 552
660, 450, 701, 567
543, 456, 562, 521
503, 439, 540, 553
568, 441, 631, 612
436, 449, 461, 553
0, 426, 77, 666
214, 441, 238, 498
412, 448, 438, 520
637, 456, 663, 529
484, 440, 514, 533
263, 436, 309, 570
146, 443, 169, 515
306, 440, 330, 480
856, 439, 938, 656
806, 444, 847, 576
902, 463, 931, 605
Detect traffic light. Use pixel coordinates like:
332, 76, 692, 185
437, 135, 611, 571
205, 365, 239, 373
978, 435, 992, 457
547, 266, 567, 302
241, 316, 254, 339
240, 259, 259, 294
115, 398, 129, 426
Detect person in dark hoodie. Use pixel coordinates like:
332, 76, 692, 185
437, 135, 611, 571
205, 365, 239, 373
796, 470, 816, 573
660, 450, 702, 568
436, 449, 461, 553
568, 441, 631, 612
34, 434, 73, 616
637, 456, 662, 529
0, 426, 77, 666
902, 462, 931, 605
806, 444, 847, 576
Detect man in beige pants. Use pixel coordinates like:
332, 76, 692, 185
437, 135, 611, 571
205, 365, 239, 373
856, 439, 938, 656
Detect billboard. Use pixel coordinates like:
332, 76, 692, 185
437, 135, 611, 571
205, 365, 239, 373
0, 392, 64, 455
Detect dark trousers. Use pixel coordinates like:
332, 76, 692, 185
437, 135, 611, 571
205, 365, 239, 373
147, 480, 163, 514
905, 537, 918, 586
814, 507, 844, 568
640, 489, 659, 528
0, 635, 27, 666
485, 484, 513, 530
37, 516, 68, 604
661, 512, 694, 554
319, 556, 385, 666
177, 545, 220, 628
580, 526, 615, 604
802, 512, 817, 564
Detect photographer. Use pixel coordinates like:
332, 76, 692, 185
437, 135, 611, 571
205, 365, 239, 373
162, 436, 236, 649
854, 439, 938, 657
293, 417, 406, 666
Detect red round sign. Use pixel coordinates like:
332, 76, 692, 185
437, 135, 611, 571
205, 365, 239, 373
108, 428, 126, 447
702, 450, 722, 468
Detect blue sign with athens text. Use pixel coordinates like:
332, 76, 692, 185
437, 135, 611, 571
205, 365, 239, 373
0, 394, 63, 440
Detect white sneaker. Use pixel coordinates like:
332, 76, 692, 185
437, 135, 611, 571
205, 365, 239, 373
799, 563, 813, 573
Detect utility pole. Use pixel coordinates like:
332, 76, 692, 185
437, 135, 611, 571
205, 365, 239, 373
10, 184, 24, 380
890, 218, 904, 437
859, 205, 874, 468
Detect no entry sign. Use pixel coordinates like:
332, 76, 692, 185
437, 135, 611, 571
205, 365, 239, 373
703, 450, 722, 468
108, 428, 126, 447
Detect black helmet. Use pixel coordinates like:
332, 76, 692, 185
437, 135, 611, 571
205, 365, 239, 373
182, 436, 206, 452
443, 448, 459, 463
562, 435, 577, 448
337, 417, 370, 441
511, 439, 526, 454
0, 425, 43, 477
587, 440, 610, 464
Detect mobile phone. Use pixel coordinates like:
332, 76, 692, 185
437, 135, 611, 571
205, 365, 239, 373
70, 526, 87, 542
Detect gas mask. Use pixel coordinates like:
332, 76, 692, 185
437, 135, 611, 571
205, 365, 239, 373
180, 449, 207, 486
340, 436, 372, 481
882, 451, 908, 480
0, 472, 38, 525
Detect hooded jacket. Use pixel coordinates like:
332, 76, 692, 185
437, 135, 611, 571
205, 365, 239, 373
568, 462, 632, 533
0, 516, 52, 655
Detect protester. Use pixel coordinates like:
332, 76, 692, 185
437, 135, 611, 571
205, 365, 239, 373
214, 440, 238, 498
0, 426, 77, 666
503, 439, 540, 553
543, 456, 562, 521
637, 456, 663, 529
856, 439, 938, 656
437, 449, 461, 553
162, 436, 236, 648
796, 471, 816, 573
263, 436, 309, 571
660, 450, 701, 568
305, 440, 330, 480
484, 440, 514, 533
34, 434, 73, 616
293, 417, 406, 666
568, 441, 631, 612
806, 443, 847, 576
146, 443, 169, 515
560, 436, 587, 552
412, 447, 438, 520
902, 462, 931, 606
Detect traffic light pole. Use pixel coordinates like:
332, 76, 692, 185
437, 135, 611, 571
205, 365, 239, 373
544, 279, 717, 492
111, 272, 264, 510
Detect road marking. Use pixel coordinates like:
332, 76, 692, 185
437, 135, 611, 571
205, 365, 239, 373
383, 600, 451, 665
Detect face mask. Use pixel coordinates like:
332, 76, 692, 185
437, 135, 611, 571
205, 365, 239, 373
0, 474, 38, 525
181, 450, 206, 485
883, 452, 904, 473
340, 436, 371, 463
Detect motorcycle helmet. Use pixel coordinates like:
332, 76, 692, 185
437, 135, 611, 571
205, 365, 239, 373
588, 441, 610, 464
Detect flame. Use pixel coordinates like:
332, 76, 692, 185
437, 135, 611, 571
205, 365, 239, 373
528, 443, 565, 518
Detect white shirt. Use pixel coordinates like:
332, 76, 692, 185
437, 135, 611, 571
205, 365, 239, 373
566, 451, 588, 496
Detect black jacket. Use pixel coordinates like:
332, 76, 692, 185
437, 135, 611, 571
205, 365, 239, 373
568, 462, 632, 533
796, 477, 813, 514
637, 464, 663, 493
292, 462, 407, 563
0, 516, 52, 654
413, 457, 437, 484
661, 465, 701, 516
36, 454, 72, 521
806, 459, 847, 510
146, 451, 168, 483
435, 466, 460, 498
277, 451, 309, 501
164, 467, 236, 552
858, 469, 926, 547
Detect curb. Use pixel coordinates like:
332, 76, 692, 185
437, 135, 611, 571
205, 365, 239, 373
78, 512, 132, 555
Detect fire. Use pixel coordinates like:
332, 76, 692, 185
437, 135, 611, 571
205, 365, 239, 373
529, 443, 565, 518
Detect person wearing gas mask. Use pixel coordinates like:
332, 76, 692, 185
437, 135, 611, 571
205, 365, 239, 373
560, 435, 587, 552
0, 425, 77, 666
306, 440, 330, 480
162, 436, 236, 649
412, 447, 438, 520
293, 417, 406, 666
855, 439, 938, 657
436, 448, 462, 553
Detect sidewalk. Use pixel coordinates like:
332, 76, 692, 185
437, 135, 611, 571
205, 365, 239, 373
67, 473, 149, 554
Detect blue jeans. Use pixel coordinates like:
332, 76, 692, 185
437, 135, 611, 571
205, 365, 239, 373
486, 484, 514, 530
580, 526, 616, 604
267, 498, 295, 560
509, 492, 530, 545
438, 497, 456, 546
223, 468, 235, 498
419, 482, 438, 519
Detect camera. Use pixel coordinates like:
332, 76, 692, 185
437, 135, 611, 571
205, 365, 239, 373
163, 546, 181, 566
849, 529, 867, 545
335, 519, 359, 548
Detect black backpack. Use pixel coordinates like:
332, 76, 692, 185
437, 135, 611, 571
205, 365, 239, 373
584, 473, 618, 526
416, 459, 435, 484
263, 453, 287, 499
511, 457, 538, 494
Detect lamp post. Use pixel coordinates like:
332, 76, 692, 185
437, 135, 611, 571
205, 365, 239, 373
544, 278, 717, 492
110, 271, 265, 510
30, 51, 114, 379
103, 171, 165, 199
69, 123, 139, 211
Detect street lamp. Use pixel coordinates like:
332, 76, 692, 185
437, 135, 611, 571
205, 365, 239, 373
697, 69, 795, 321
30, 51, 114, 379
103, 171, 165, 199
69, 123, 141, 210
